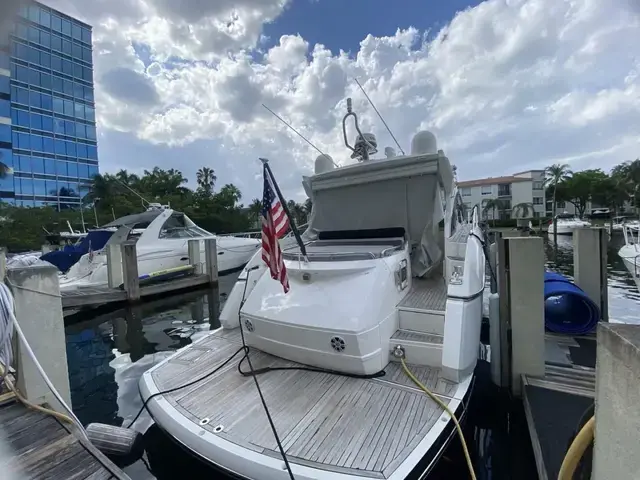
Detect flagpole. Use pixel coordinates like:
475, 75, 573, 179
260, 158, 308, 258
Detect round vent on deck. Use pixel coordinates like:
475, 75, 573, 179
330, 336, 346, 353
244, 319, 254, 332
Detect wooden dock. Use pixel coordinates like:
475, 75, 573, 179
521, 332, 596, 480
0, 398, 130, 480
61, 272, 213, 309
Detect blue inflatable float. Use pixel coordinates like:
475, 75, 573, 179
544, 271, 600, 335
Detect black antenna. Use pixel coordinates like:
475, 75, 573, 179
354, 78, 405, 155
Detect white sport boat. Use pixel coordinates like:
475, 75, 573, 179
547, 212, 591, 235
59, 207, 260, 291
605, 216, 640, 233
619, 225, 640, 291
140, 100, 487, 479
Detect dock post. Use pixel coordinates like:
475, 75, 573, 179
500, 237, 545, 396
593, 323, 640, 479
488, 233, 501, 386
0, 247, 5, 282
573, 228, 608, 322
188, 239, 202, 274
496, 235, 511, 388
121, 242, 140, 301
106, 244, 123, 289
204, 238, 218, 284
6, 264, 72, 411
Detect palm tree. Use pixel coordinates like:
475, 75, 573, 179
544, 163, 572, 241
196, 167, 217, 196
248, 198, 262, 228
482, 198, 506, 226
512, 202, 534, 219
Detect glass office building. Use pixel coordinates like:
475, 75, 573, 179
0, 1, 99, 209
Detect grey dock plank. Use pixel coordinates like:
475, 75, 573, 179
0, 401, 130, 480
150, 327, 461, 477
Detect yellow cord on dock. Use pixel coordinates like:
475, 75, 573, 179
400, 358, 477, 480
557, 415, 595, 480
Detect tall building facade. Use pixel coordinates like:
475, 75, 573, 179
0, 1, 98, 209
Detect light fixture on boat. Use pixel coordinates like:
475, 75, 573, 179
450, 265, 464, 285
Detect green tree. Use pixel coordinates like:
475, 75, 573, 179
248, 198, 262, 229
511, 202, 534, 219
560, 169, 608, 218
303, 198, 313, 222
196, 167, 217, 197
544, 163, 572, 242
482, 198, 506, 226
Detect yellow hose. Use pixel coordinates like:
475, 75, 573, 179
557, 416, 595, 480
400, 357, 477, 480
0, 363, 76, 425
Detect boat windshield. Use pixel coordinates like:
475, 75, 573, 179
159, 215, 211, 238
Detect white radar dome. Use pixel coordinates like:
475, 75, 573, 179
314, 154, 335, 174
411, 131, 438, 155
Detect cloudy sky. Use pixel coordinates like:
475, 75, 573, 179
38, 0, 640, 202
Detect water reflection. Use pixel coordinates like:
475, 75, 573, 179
64, 235, 640, 479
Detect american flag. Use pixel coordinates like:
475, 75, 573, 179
261, 165, 290, 293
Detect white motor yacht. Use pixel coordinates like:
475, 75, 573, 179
547, 212, 591, 235
605, 216, 640, 233
619, 224, 640, 291
59, 207, 260, 291
139, 100, 487, 479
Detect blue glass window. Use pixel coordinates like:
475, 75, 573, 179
53, 97, 64, 114
67, 162, 78, 177
83, 87, 93, 102
28, 27, 39, 44
0, 98, 9, 118
87, 145, 97, 160
61, 20, 72, 37
11, 131, 18, 145
15, 43, 28, 61
77, 143, 87, 158
10, 109, 18, 125
44, 158, 56, 175
56, 160, 67, 176
46, 179, 57, 195
64, 120, 74, 136
73, 82, 83, 99
41, 94, 53, 111
66, 141, 76, 157
54, 139, 66, 155
28, 68, 40, 86
62, 39, 72, 55
43, 137, 54, 154
74, 103, 85, 120
51, 16, 62, 33
81, 28, 91, 45
77, 163, 89, 179
51, 35, 62, 52
31, 135, 43, 152
0, 149, 13, 169
0, 76, 8, 95
17, 109, 29, 127
17, 132, 30, 149
85, 106, 95, 122
31, 157, 44, 174
40, 31, 51, 48
52, 75, 63, 93
82, 67, 92, 82
72, 43, 81, 59
62, 59, 73, 75
0, 125, 10, 143
40, 52, 51, 68
88, 165, 98, 178
33, 179, 46, 195
16, 88, 29, 105
51, 55, 62, 72
63, 100, 74, 116
18, 155, 30, 172
28, 6, 40, 23
73, 63, 83, 79
81, 47, 91, 63
40, 72, 52, 89
20, 177, 34, 195
15, 65, 29, 82
76, 123, 86, 139
0, 176, 14, 193
29, 91, 41, 108
40, 10, 51, 28
63, 79, 74, 96
72, 24, 82, 41
0, 52, 9, 71
86, 126, 97, 141
53, 118, 64, 133
41, 115, 53, 132
16, 24, 29, 40
28, 46, 39, 64
30, 113, 43, 130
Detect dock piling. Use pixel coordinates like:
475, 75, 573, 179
6, 264, 72, 411
573, 228, 608, 322
188, 239, 202, 274
0, 247, 5, 282
106, 244, 124, 289
121, 242, 140, 301
205, 238, 219, 283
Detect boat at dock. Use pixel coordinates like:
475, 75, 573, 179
139, 99, 487, 479
59, 206, 260, 291
618, 224, 640, 291
547, 212, 591, 235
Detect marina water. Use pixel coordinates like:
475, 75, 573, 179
64, 234, 638, 479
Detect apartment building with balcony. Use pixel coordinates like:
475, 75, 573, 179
458, 170, 546, 219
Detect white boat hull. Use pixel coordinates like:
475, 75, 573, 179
619, 245, 640, 291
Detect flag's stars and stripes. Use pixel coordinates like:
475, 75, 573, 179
261, 165, 290, 293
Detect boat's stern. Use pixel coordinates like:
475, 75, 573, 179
239, 254, 408, 375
